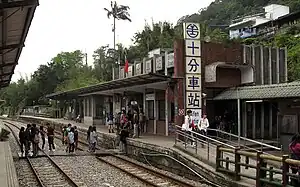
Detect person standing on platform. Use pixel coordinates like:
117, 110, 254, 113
47, 123, 55, 152
74, 126, 78, 151
133, 110, 139, 138
19, 127, 27, 156
32, 124, 40, 157
68, 127, 75, 153
139, 111, 145, 136
108, 112, 114, 133
120, 110, 127, 129
39, 126, 46, 150
182, 110, 194, 146
89, 126, 97, 153
115, 112, 121, 135
197, 114, 210, 147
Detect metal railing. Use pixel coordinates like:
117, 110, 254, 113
216, 146, 300, 187
174, 125, 235, 162
207, 128, 282, 152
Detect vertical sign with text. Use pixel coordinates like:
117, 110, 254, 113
183, 22, 202, 123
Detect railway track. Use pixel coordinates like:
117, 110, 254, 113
97, 155, 206, 187
5, 119, 219, 187
3, 122, 86, 187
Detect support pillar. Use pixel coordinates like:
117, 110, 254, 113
252, 103, 256, 139
261, 103, 265, 139
237, 99, 241, 146
269, 103, 273, 139
153, 91, 157, 134
165, 89, 169, 136
242, 101, 247, 137
276, 48, 280, 84
260, 46, 264, 85
268, 47, 272, 84
143, 91, 147, 133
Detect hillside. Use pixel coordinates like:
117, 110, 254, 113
180, 0, 300, 25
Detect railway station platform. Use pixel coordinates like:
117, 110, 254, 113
16, 115, 257, 187
0, 141, 19, 187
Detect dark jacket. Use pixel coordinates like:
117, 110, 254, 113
120, 129, 129, 144
74, 130, 78, 141
19, 131, 26, 142
47, 126, 54, 136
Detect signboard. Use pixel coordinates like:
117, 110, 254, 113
191, 109, 201, 125
155, 56, 163, 71
183, 23, 200, 40
183, 22, 202, 115
135, 63, 142, 75
146, 93, 155, 101
145, 59, 152, 74
127, 66, 133, 77
167, 53, 174, 68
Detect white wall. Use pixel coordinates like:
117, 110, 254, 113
240, 67, 254, 84
264, 4, 290, 20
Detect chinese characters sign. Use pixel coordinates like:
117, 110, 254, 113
183, 22, 202, 114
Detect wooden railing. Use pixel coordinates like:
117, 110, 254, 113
216, 146, 300, 187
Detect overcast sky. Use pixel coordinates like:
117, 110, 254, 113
12, 0, 213, 81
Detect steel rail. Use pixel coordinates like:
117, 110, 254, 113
3, 121, 80, 187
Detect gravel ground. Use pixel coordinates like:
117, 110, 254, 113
53, 156, 151, 187
103, 155, 212, 187
14, 159, 40, 187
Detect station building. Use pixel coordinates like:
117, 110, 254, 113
46, 39, 299, 146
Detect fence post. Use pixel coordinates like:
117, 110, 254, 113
256, 151, 263, 187
235, 147, 241, 181
216, 145, 221, 172
282, 155, 289, 187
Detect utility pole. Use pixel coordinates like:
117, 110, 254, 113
85, 53, 88, 66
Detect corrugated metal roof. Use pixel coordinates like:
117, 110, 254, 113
0, 0, 39, 88
213, 82, 300, 100
46, 73, 175, 99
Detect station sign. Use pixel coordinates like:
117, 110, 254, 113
183, 22, 202, 116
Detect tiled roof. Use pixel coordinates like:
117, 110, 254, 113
213, 82, 300, 100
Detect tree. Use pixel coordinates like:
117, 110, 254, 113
104, 1, 131, 55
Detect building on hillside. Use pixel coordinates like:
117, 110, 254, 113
44, 37, 300, 149
228, 4, 290, 39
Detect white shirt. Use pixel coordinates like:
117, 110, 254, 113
197, 118, 209, 132
182, 115, 193, 131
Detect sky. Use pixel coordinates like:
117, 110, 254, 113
12, 0, 213, 81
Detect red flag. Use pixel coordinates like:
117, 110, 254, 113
124, 59, 129, 73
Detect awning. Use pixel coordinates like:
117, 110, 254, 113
0, 0, 39, 88
214, 81, 300, 100
46, 73, 175, 99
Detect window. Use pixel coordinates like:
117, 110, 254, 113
158, 100, 165, 120
147, 101, 154, 120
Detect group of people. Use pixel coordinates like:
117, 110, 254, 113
181, 110, 210, 147
61, 124, 79, 153
107, 109, 146, 139
19, 123, 55, 157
